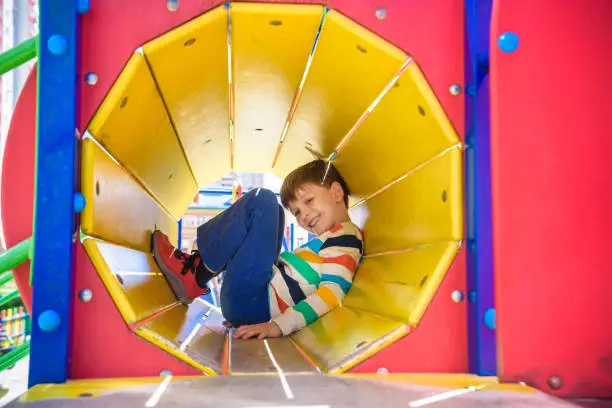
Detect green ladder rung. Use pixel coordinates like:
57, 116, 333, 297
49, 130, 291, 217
0, 343, 29, 372
0, 36, 38, 76
0, 291, 21, 308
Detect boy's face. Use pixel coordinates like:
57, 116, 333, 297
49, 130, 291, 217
288, 181, 348, 236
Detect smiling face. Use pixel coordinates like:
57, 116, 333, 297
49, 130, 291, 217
287, 181, 350, 236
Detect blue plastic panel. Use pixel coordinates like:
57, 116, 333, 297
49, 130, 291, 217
465, 0, 496, 375
29, 0, 78, 386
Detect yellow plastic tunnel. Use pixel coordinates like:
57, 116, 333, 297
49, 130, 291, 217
80, 3, 463, 375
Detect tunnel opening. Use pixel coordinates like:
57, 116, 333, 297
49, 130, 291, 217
79, 3, 463, 375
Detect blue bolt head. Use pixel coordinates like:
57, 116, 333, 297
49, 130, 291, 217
498, 32, 519, 53
484, 308, 496, 330
166, 0, 179, 11
73, 192, 86, 213
47, 35, 68, 56
77, 0, 90, 14
38, 310, 61, 333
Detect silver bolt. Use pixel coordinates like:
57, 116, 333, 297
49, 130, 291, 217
377, 367, 389, 374
451, 290, 464, 303
160, 370, 172, 377
450, 84, 462, 96
79, 289, 93, 303
84, 72, 98, 86
166, 0, 179, 11
375, 8, 387, 20
547, 375, 562, 390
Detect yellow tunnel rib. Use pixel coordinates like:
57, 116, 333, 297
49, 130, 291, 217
134, 299, 225, 376
231, 3, 325, 173
344, 241, 461, 325
273, 9, 407, 178
350, 147, 464, 254
291, 307, 410, 373
143, 5, 231, 188
87, 52, 198, 220
81, 138, 178, 253
335, 62, 462, 199
82, 239, 179, 326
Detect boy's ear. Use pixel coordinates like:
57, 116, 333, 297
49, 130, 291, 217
330, 181, 344, 203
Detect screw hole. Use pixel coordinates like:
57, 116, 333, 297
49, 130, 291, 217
184, 38, 196, 46
355, 341, 367, 349
357, 45, 367, 53
270, 20, 282, 26
120, 97, 128, 108
203, 139, 212, 145
78, 393, 93, 398
394, 81, 400, 88
442, 190, 447, 202
115, 274, 124, 285
418, 106, 426, 116
168, 174, 173, 181
419, 275, 429, 287
95, 180, 100, 195
255, 128, 263, 132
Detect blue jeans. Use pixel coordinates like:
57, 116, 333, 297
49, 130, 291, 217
197, 188, 284, 326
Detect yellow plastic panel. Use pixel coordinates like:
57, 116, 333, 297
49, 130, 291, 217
20, 378, 177, 401
335, 63, 462, 198
229, 337, 316, 374
136, 299, 225, 375
19, 375, 536, 403
273, 10, 407, 178
340, 374, 536, 393
81, 139, 177, 252
87, 53, 197, 219
143, 6, 230, 187
292, 307, 408, 373
344, 242, 460, 325
83, 239, 178, 325
350, 148, 463, 254
231, 3, 324, 172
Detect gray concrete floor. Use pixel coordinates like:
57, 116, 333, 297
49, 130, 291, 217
0, 357, 28, 407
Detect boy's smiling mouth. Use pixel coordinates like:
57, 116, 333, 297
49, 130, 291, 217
308, 216, 320, 230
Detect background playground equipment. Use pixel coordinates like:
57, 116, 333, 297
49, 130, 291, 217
0, 0, 610, 405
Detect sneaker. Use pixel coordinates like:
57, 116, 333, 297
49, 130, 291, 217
151, 230, 209, 304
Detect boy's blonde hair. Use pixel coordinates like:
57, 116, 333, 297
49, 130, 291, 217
280, 160, 350, 208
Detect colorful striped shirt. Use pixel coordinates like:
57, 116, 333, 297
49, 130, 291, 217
269, 221, 364, 335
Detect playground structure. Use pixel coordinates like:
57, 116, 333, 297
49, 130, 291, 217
0, 0, 610, 406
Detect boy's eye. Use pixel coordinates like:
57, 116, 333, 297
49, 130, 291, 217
306, 198, 313, 204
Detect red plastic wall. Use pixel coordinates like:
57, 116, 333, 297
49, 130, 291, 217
490, 0, 612, 398
1, 69, 36, 313
2, 0, 467, 377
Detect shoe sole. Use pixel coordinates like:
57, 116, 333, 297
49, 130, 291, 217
151, 232, 193, 305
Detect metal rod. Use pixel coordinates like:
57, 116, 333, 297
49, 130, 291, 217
0, 35, 38, 76
0, 237, 32, 275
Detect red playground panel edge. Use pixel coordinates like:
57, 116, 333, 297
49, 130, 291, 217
490, 0, 612, 398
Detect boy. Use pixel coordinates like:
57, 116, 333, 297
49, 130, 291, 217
151, 160, 364, 339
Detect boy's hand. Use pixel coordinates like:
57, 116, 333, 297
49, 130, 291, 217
233, 322, 282, 340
